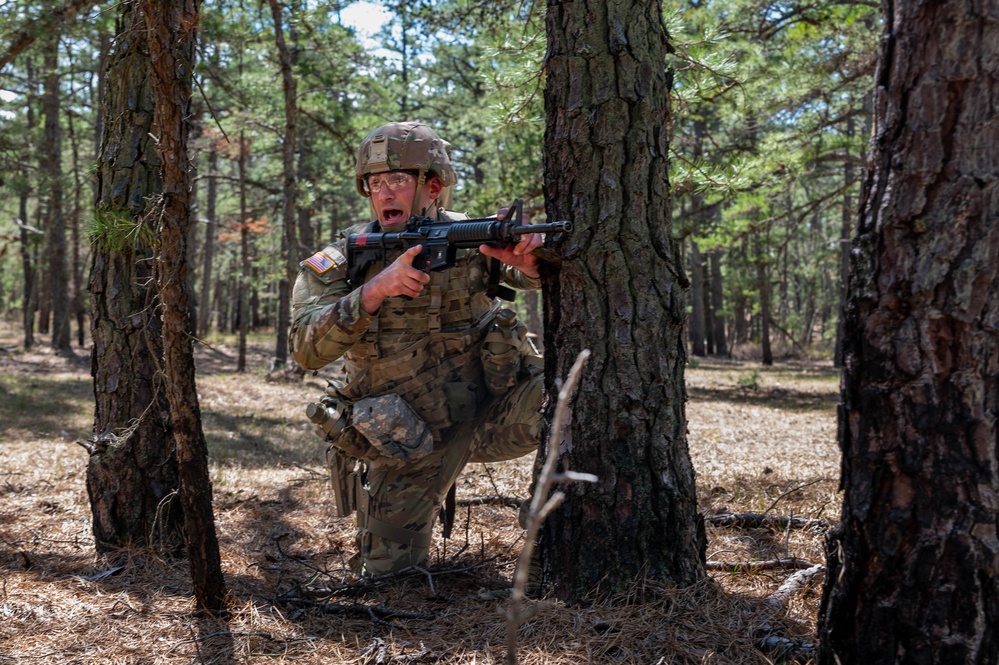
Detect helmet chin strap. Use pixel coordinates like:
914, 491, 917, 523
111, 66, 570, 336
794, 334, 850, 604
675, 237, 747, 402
410, 168, 439, 219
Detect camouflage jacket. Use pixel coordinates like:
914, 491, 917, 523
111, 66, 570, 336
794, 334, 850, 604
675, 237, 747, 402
290, 211, 540, 435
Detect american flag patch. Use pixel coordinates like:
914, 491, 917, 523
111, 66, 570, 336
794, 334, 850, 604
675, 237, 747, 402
304, 252, 334, 274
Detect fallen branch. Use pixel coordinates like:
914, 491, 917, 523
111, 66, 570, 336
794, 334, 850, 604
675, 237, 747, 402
767, 563, 825, 610
755, 564, 825, 661
705, 511, 834, 531
705, 558, 818, 572
456, 495, 523, 508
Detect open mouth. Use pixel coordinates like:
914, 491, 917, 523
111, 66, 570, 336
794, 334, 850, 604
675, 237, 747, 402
381, 207, 406, 226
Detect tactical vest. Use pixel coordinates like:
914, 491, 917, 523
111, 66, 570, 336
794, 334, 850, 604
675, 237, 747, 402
337, 225, 501, 440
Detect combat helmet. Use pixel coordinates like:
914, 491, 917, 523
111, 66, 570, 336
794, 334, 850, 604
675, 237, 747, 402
355, 122, 458, 199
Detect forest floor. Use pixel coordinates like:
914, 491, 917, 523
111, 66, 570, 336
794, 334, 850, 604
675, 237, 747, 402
0, 325, 840, 665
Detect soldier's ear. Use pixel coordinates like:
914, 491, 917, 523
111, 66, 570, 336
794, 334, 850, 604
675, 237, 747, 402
426, 175, 444, 199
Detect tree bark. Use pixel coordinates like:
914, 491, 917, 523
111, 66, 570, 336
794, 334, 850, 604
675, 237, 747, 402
709, 249, 728, 356
140, 0, 226, 614
268, 0, 298, 370
86, 2, 182, 554
237, 131, 249, 373
19, 63, 37, 350
197, 146, 218, 336
818, 2, 999, 663
42, 34, 71, 353
688, 238, 706, 357
756, 251, 773, 365
540, 0, 705, 600
834, 115, 856, 368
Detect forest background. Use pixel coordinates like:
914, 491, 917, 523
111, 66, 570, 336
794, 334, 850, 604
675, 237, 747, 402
0, 0, 878, 361
0, 0, 878, 662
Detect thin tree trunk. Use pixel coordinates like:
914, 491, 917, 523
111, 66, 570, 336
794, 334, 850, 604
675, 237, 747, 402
268, 0, 298, 370
757, 258, 773, 366
19, 65, 37, 349
834, 115, 856, 368
709, 249, 728, 356
197, 147, 218, 336
66, 92, 86, 347
237, 131, 249, 373
688, 238, 706, 357
140, 0, 226, 614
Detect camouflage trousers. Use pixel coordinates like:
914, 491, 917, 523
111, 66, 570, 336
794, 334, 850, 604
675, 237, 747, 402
348, 371, 543, 576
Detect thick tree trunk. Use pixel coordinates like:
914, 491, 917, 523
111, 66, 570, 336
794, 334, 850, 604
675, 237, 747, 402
86, 3, 182, 554
140, 0, 226, 613
540, 0, 705, 600
818, 2, 999, 663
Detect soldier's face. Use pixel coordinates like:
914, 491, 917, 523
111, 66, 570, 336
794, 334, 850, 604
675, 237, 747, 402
369, 171, 442, 229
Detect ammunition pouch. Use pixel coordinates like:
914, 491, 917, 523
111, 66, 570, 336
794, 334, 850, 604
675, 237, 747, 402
480, 309, 529, 396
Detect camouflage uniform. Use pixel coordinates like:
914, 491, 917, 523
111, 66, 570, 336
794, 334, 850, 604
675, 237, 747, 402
290, 122, 544, 576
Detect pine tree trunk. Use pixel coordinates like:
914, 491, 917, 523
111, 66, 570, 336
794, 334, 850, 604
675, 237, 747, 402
197, 147, 218, 336
540, 0, 705, 600
269, 0, 298, 370
86, 2, 183, 554
140, 0, 226, 613
834, 116, 855, 368
818, 2, 999, 662
42, 35, 71, 353
709, 250, 728, 356
18, 81, 36, 350
757, 256, 773, 365
237, 131, 250, 373
688, 238, 706, 357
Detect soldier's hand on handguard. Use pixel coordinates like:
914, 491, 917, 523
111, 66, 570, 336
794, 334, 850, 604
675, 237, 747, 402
479, 206, 541, 279
360, 245, 431, 314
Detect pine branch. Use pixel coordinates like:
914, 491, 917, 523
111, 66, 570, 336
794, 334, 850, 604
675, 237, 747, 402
0, 0, 100, 72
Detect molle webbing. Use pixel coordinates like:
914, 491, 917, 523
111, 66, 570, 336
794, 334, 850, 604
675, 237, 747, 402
343, 332, 484, 436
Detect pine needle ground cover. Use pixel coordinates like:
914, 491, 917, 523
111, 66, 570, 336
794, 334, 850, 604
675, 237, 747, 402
0, 328, 838, 664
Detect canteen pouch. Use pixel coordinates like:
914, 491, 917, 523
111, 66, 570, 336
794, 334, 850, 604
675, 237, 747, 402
352, 394, 435, 462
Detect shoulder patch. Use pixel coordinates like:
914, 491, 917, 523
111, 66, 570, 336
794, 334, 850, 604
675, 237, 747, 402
302, 244, 347, 275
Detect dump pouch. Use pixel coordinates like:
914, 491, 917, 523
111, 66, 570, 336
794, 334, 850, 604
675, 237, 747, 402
352, 394, 435, 462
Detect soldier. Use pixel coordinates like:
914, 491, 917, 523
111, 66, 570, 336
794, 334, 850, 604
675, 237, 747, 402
290, 121, 546, 576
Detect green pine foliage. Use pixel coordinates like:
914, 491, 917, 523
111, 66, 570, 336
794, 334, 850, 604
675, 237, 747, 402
0, 0, 879, 354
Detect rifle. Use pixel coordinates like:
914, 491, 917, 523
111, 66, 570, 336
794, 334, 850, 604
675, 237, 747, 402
346, 199, 571, 300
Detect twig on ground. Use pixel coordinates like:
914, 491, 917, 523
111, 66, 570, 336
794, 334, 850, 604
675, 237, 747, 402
705, 558, 818, 572
506, 350, 598, 665
704, 511, 834, 531
456, 495, 523, 508
761, 478, 827, 514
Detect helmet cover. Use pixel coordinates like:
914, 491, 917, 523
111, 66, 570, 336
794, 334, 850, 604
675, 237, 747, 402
355, 121, 458, 197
